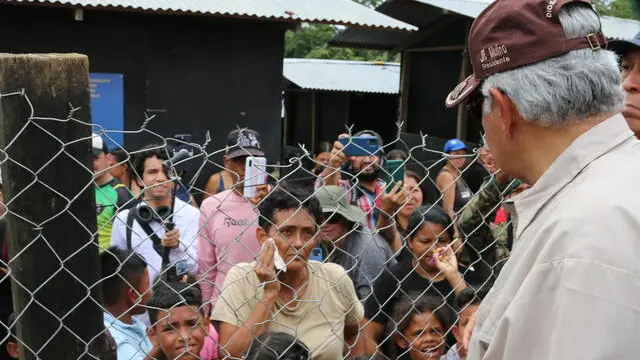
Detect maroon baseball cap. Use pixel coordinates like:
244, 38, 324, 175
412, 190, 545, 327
445, 0, 607, 108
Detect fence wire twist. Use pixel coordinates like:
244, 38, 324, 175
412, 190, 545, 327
0, 90, 520, 360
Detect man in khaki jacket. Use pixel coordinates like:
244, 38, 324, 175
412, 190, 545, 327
445, 0, 640, 359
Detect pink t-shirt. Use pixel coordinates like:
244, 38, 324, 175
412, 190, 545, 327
197, 189, 260, 313
199, 324, 219, 360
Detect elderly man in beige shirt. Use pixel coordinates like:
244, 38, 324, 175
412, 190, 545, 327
444, 0, 640, 359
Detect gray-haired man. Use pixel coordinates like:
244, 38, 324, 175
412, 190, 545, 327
445, 0, 640, 359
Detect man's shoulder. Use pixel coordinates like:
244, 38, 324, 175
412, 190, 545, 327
114, 206, 133, 223
202, 189, 244, 209
309, 261, 349, 280
174, 198, 199, 216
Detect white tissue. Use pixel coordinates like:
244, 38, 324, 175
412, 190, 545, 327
268, 238, 287, 272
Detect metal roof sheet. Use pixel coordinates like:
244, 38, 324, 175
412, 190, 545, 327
330, 0, 640, 48
283, 58, 400, 94
0, 0, 417, 30
415, 0, 640, 39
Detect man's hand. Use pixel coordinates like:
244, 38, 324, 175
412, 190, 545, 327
328, 134, 349, 169
380, 181, 408, 214
161, 228, 180, 249
463, 311, 478, 353
249, 184, 269, 206
254, 239, 280, 296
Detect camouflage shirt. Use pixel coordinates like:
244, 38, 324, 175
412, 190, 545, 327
457, 177, 514, 277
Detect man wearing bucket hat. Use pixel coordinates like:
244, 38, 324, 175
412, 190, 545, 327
609, 31, 640, 138
315, 186, 396, 300
445, 0, 640, 359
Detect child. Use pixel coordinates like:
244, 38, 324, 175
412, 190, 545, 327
390, 292, 455, 360
245, 332, 311, 360
147, 282, 218, 360
444, 288, 485, 360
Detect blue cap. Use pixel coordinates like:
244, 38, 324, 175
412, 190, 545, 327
443, 138, 467, 153
609, 31, 640, 56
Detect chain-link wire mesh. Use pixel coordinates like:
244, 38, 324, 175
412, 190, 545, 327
0, 89, 521, 360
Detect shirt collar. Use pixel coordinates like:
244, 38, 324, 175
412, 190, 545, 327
505, 113, 635, 240
104, 311, 139, 329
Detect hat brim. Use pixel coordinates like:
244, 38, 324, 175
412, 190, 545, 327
608, 38, 640, 56
323, 204, 365, 225
92, 148, 105, 156
445, 75, 480, 108
226, 148, 265, 159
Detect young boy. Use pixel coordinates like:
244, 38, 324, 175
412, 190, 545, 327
147, 282, 211, 360
445, 288, 485, 360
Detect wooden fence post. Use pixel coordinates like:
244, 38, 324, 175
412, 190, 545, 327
0, 54, 105, 359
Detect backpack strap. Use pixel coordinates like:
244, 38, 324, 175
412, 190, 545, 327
125, 209, 135, 251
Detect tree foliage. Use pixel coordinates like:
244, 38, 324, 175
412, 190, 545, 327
284, 0, 398, 62
593, 0, 639, 20
284, 0, 640, 61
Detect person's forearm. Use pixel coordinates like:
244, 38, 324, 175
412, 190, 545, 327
352, 320, 383, 356
343, 325, 359, 355
376, 214, 402, 253
444, 269, 468, 295
220, 293, 277, 358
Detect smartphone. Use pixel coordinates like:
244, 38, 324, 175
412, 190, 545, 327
339, 136, 381, 157
243, 156, 268, 198
165, 260, 189, 282
383, 159, 405, 193
309, 247, 324, 262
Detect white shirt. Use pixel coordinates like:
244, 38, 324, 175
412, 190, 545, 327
467, 114, 640, 360
111, 197, 199, 283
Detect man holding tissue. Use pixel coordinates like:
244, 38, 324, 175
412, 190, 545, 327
212, 186, 363, 360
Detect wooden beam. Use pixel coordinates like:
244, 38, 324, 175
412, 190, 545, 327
0, 53, 107, 359
405, 45, 466, 53
397, 50, 412, 131
456, 20, 473, 140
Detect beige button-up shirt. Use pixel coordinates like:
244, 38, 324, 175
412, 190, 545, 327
468, 114, 640, 360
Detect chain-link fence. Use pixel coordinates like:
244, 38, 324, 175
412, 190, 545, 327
0, 58, 520, 360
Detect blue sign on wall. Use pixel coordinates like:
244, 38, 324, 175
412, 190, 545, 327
89, 73, 124, 149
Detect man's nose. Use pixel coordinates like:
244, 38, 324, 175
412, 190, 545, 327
177, 325, 191, 343
623, 68, 640, 93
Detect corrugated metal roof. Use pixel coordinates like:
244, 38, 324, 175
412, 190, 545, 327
330, 0, 640, 48
415, 0, 640, 40
283, 58, 400, 94
329, 28, 412, 50
0, 0, 417, 30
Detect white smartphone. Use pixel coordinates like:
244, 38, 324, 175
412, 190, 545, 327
243, 156, 268, 198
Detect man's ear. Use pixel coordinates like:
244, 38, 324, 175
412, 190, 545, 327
452, 324, 463, 344
488, 88, 518, 140
6, 341, 19, 358
127, 287, 139, 306
147, 326, 159, 347
256, 227, 268, 246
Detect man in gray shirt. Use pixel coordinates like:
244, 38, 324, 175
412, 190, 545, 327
315, 186, 396, 300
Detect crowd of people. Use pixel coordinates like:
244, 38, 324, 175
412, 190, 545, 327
3, 0, 640, 359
